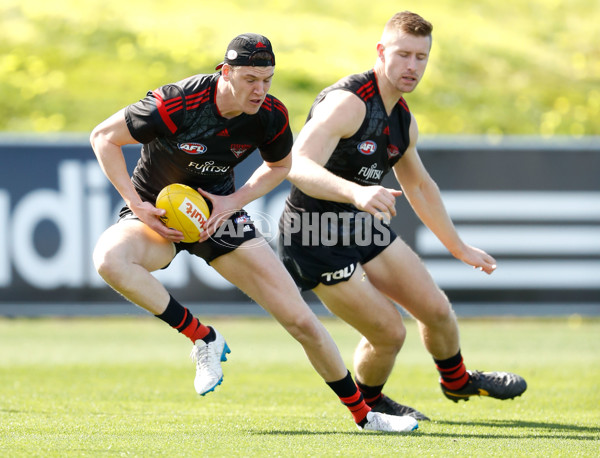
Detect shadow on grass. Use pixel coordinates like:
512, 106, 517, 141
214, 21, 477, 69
254, 419, 600, 438
435, 419, 599, 434
255, 430, 418, 437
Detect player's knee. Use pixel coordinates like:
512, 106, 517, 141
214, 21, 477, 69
425, 297, 457, 329
390, 324, 407, 350
358, 311, 406, 354
282, 311, 322, 343
376, 321, 406, 353
93, 244, 126, 287
93, 251, 117, 284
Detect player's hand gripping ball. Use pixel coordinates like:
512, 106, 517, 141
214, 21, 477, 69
155, 184, 210, 243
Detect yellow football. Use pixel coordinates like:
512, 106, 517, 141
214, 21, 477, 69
155, 183, 210, 243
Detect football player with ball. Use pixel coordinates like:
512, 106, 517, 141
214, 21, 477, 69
90, 33, 417, 433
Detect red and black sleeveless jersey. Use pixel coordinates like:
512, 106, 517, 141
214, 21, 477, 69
124, 73, 293, 202
287, 69, 412, 214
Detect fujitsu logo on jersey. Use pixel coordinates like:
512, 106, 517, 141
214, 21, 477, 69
358, 163, 383, 181
178, 143, 207, 154
357, 140, 377, 155
188, 160, 231, 174
230, 144, 252, 158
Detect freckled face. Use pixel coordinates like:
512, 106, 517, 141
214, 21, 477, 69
379, 32, 430, 93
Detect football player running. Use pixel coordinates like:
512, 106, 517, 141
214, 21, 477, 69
279, 12, 527, 420
90, 33, 417, 433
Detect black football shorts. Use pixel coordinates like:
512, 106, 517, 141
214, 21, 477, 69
278, 224, 398, 291
118, 206, 259, 264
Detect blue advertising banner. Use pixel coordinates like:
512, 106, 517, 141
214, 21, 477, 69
0, 135, 598, 311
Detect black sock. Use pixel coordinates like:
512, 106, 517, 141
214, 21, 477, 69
434, 350, 470, 390
155, 295, 213, 343
356, 380, 385, 406
156, 295, 191, 328
203, 326, 216, 343
327, 371, 371, 426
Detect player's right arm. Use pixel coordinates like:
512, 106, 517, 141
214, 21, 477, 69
90, 110, 184, 242
288, 91, 402, 218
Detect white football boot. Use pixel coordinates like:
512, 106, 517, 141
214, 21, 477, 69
190, 328, 231, 396
359, 411, 419, 433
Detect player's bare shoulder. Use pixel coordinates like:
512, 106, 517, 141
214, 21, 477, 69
312, 89, 366, 139
408, 112, 419, 148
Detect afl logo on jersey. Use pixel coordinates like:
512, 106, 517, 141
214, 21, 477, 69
178, 143, 207, 155
357, 140, 377, 155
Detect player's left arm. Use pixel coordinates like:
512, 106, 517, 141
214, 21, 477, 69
393, 114, 497, 274
197, 153, 291, 240
90, 109, 185, 242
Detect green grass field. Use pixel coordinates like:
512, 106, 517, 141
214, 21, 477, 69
1, 315, 598, 456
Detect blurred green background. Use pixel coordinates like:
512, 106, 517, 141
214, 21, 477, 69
1, 0, 598, 136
